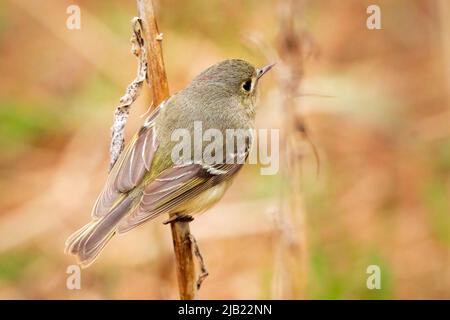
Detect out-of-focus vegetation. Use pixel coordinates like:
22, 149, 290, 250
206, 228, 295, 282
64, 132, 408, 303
0, 0, 448, 299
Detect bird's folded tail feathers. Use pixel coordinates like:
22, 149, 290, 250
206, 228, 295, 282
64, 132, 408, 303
65, 196, 134, 268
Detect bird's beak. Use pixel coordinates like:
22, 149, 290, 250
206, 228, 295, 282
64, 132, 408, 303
256, 62, 276, 79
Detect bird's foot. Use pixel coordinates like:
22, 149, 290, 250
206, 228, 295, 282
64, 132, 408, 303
163, 214, 194, 225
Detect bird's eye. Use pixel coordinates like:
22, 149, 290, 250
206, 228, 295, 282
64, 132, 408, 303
242, 79, 252, 92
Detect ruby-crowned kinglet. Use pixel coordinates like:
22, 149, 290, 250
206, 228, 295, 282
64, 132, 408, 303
65, 59, 274, 267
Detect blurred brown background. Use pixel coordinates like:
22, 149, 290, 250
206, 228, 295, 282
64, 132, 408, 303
0, 0, 449, 299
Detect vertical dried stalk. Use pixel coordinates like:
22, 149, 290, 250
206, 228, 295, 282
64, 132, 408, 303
136, 0, 169, 102
273, 0, 309, 299
109, 18, 147, 171
170, 223, 196, 299
136, 0, 197, 300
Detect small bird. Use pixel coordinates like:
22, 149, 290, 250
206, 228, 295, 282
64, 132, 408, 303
65, 59, 274, 267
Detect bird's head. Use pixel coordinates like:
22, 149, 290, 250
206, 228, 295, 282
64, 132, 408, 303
190, 59, 275, 110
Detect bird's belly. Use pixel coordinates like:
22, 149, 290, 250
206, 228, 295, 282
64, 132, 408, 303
171, 181, 231, 217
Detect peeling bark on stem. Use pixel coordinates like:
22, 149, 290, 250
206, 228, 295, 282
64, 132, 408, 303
109, 18, 147, 171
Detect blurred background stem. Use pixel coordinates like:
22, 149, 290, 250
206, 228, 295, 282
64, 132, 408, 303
272, 0, 309, 299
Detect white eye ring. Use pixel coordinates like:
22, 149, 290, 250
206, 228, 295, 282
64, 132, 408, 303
242, 79, 253, 92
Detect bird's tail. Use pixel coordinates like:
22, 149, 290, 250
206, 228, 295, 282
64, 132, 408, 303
65, 196, 134, 268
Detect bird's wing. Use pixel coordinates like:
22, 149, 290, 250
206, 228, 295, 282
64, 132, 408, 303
117, 136, 252, 233
91, 102, 164, 218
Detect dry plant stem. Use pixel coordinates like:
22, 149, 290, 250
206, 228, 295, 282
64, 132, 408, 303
136, 0, 200, 300
170, 221, 195, 299
189, 234, 209, 290
136, 0, 169, 103
109, 18, 147, 170
167, 214, 198, 299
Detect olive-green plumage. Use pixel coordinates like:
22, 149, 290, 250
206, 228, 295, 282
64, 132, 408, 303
65, 59, 274, 267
